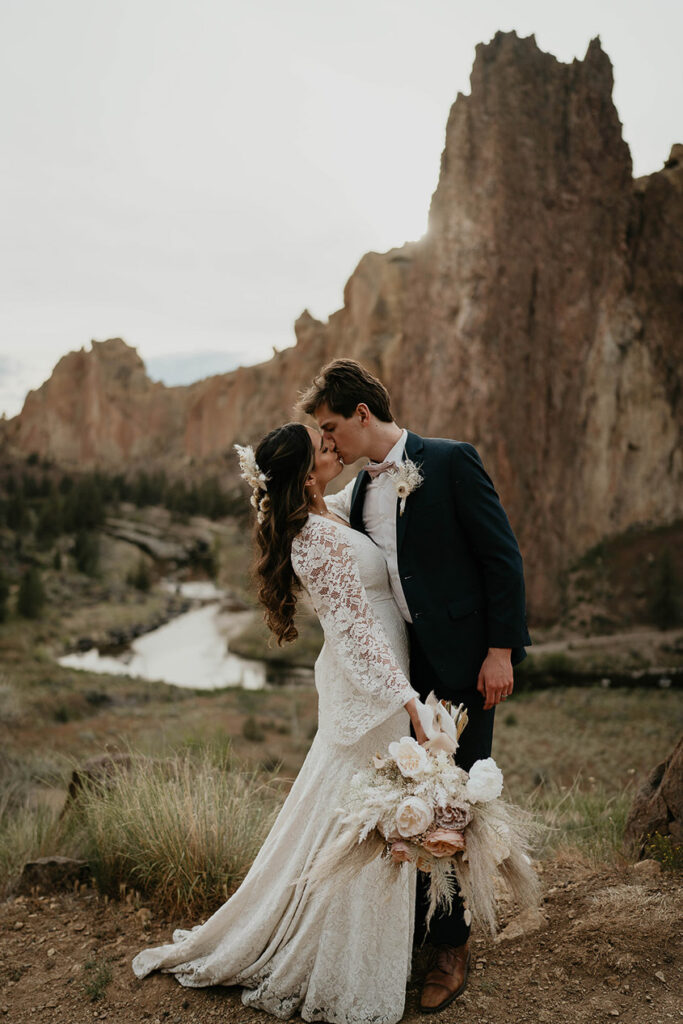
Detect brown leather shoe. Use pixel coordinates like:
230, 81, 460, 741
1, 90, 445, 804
419, 941, 471, 1013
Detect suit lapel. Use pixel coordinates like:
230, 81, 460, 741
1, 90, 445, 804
349, 469, 370, 533
396, 431, 425, 553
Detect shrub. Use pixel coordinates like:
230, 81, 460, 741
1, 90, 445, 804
643, 831, 683, 872
242, 715, 265, 742
127, 557, 152, 592
81, 955, 113, 1002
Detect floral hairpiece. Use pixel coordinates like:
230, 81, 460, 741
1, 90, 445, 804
234, 444, 271, 523
234, 444, 269, 492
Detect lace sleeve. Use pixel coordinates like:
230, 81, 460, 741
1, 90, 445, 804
291, 520, 418, 714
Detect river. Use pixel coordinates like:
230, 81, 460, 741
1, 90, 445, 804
57, 580, 313, 691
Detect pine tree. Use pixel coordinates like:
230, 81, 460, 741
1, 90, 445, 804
649, 552, 681, 630
16, 566, 45, 619
63, 476, 105, 532
36, 495, 63, 546
6, 491, 28, 531
73, 529, 100, 576
0, 571, 9, 623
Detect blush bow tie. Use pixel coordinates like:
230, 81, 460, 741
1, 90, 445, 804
365, 460, 398, 479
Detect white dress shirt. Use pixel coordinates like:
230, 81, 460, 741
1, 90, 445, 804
363, 430, 412, 623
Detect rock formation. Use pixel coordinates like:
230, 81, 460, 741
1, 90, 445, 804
1, 32, 681, 620
2, 338, 191, 465
624, 737, 683, 855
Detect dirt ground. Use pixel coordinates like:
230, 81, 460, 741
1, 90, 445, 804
1, 858, 680, 1024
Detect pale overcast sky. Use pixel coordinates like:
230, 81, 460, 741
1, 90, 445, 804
1, 0, 681, 418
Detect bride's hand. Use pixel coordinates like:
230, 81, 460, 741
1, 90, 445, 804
405, 698, 429, 746
413, 721, 429, 746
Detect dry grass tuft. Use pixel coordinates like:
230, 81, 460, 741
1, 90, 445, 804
580, 881, 683, 947
587, 883, 682, 925
63, 746, 282, 916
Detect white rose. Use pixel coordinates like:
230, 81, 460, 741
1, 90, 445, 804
388, 736, 429, 778
396, 796, 434, 837
465, 757, 504, 803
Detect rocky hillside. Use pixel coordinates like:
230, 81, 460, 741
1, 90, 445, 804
1, 32, 681, 620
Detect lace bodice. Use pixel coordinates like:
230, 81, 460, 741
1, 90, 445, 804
291, 515, 417, 745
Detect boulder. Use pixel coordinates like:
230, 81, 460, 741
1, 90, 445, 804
18, 856, 90, 894
631, 858, 663, 877
494, 907, 547, 942
62, 751, 139, 815
624, 736, 683, 854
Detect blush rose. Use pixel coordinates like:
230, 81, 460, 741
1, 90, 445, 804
420, 828, 467, 858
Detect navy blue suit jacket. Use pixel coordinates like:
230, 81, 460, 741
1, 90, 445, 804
348, 431, 531, 696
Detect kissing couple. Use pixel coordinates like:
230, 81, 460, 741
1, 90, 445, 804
133, 359, 531, 1023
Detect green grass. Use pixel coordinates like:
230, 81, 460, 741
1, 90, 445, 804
525, 776, 633, 865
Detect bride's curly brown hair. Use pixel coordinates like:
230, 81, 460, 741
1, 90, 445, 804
251, 422, 315, 645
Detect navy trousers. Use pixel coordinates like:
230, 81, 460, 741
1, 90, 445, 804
407, 623, 495, 947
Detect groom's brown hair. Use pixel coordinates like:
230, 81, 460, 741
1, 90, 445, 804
299, 359, 394, 422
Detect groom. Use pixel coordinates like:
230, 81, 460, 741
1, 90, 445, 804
300, 359, 530, 1014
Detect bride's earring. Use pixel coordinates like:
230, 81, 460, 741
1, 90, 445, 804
305, 474, 317, 504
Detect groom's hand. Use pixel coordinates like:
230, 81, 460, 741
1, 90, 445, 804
476, 648, 513, 710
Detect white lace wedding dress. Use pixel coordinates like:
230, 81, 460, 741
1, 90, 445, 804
132, 514, 420, 1024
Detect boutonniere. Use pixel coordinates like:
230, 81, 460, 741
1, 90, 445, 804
387, 459, 423, 515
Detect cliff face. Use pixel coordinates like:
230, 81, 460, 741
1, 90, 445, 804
2, 32, 681, 620
3, 339, 194, 466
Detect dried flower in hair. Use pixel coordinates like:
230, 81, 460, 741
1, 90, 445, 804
234, 444, 270, 492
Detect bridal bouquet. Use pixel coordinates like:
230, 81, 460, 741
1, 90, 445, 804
308, 694, 540, 934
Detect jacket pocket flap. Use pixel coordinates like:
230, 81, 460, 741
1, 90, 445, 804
448, 595, 483, 620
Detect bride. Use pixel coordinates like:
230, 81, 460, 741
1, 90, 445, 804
132, 421, 429, 1024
